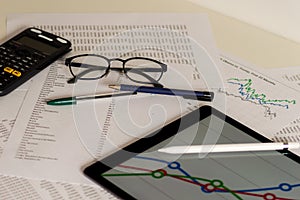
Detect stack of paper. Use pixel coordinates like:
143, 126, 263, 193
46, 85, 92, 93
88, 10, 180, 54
0, 13, 299, 199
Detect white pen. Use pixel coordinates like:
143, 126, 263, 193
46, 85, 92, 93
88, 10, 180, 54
157, 142, 300, 154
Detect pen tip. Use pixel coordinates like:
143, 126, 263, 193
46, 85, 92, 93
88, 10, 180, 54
109, 85, 120, 90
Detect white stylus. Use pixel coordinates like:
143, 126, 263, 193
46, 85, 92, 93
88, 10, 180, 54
157, 142, 300, 154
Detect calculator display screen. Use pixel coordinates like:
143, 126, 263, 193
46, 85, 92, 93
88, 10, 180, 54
16, 36, 58, 54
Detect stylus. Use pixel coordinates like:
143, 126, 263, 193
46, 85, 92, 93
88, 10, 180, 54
157, 142, 300, 154
109, 84, 214, 101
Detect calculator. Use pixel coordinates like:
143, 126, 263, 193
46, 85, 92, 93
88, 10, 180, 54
0, 27, 71, 96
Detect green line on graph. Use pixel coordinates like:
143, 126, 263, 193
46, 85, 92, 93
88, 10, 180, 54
103, 172, 242, 199
228, 78, 296, 105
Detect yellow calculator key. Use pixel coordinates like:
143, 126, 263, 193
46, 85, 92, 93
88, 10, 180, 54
4, 67, 14, 73
12, 70, 22, 77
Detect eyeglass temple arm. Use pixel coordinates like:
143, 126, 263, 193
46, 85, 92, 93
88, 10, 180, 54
66, 63, 165, 87
126, 69, 164, 88
67, 68, 163, 87
125, 67, 166, 73
67, 62, 107, 70
67, 62, 167, 73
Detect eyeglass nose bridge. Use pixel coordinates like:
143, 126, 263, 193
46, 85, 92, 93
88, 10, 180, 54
107, 58, 127, 73
108, 58, 126, 73
108, 58, 126, 65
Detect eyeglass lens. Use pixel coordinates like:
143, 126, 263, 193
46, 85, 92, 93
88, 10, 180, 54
69, 55, 109, 80
124, 58, 163, 83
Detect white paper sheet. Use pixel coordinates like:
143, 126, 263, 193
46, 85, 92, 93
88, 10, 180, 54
0, 13, 222, 185
262, 66, 300, 148
263, 66, 300, 90
217, 53, 300, 140
0, 83, 30, 155
0, 174, 116, 200
1, 15, 300, 199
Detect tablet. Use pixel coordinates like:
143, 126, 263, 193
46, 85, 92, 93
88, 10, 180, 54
83, 106, 300, 200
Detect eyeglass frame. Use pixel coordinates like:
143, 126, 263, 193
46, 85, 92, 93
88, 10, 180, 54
64, 54, 167, 88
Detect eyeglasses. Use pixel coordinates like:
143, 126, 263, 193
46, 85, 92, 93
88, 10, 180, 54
64, 54, 167, 87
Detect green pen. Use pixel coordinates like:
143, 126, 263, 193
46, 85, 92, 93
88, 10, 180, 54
46, 92, 137, 106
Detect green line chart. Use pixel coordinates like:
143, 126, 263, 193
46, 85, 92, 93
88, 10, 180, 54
217, 77, 297, 120
226, 78, 296, 109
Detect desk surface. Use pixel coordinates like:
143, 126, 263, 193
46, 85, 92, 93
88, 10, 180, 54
1, 0, 300, 69
1, 1, 300, 198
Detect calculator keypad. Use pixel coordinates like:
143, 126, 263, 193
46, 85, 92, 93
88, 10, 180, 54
0, 43, 46, 89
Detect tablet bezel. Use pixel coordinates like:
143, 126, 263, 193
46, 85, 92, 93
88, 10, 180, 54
83, 105, 300, 199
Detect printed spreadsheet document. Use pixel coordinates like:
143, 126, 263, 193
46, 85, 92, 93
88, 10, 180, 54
0, 13, 299, 199
0, 13, 220, 185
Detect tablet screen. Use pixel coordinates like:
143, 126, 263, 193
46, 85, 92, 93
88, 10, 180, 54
84, 106, 300, 200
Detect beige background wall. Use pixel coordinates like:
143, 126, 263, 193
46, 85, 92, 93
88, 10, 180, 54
1, 0, 300, 68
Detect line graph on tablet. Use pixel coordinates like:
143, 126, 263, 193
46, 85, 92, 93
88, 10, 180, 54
104, 155, 300, 200
90, 109, 300, 200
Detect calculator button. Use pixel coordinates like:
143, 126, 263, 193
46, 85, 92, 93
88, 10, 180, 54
30, 28, 42, 34
57, 38, 68, 43
0, 82, 5, 89
4, 67, 14, 73
12, 70, 21, 77
24, 65, 31, 69
14, 65, 20, 69
3, 78, 10, 82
